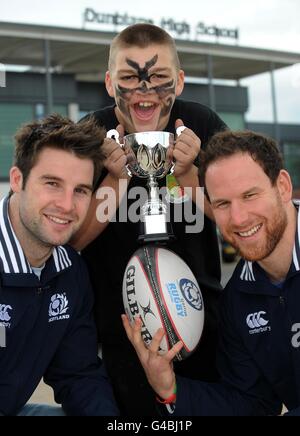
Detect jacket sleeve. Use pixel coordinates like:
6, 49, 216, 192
44, 259, 119, 416
171, 287, 282, 416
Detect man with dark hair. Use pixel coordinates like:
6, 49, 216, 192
72, 23, 226, 415
0, 114, 119, 416
14, 114, 105, 189
123, 130, 300, 416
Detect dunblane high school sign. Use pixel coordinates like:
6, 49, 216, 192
83, 8, 239, 41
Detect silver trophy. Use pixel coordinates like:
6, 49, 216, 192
107, 128, 185, 242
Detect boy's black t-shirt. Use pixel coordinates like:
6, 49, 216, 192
82, 99, 227, 415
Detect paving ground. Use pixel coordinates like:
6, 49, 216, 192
29, 258, 238, 406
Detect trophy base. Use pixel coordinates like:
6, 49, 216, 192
138, 232, 174, 243
138, 214, 174, 243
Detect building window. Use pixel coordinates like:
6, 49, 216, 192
79, 110, 89, 120
284, 142, 300, 190
217, 112, 245, 130
53, 105, 68, 116
0, 103, 34, 180
35, 104, 68, 119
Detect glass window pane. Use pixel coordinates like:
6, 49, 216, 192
0, 103, 33, 179
218, 112, 245, 130
53, 105, 67, 116
284, 142, 300, 189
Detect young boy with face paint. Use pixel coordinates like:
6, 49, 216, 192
72, 23, 227, 416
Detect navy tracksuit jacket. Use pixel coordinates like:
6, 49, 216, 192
172, 202, 300, 416
0, 196, 119, 416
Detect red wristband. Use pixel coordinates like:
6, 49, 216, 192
156, 383, 177, 404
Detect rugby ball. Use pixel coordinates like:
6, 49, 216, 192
122, 245, 204, 361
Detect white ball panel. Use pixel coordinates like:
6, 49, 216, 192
122, 246, 205, 359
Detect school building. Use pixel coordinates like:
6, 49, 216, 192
0, 21, 300, 197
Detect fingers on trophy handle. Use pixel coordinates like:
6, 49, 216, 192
106, 129, 132, 177
171, 125, 186, 173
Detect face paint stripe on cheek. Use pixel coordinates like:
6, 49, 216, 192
153, 80, 176, 97
115, 85, 134, 123
116, 84, 135, 97
161, 96, 175, 117
117, 79, 175, 97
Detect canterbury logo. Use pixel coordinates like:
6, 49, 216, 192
246, 311, 269, 329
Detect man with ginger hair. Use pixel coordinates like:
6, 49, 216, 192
123, 130, 300, 416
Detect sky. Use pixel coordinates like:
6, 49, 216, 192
1, 0, 300, 124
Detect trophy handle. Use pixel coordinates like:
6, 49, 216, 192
170, 125, 187, 174
106, 129, 121, 144
176, 125, 186, 136
106, 129, 132, 177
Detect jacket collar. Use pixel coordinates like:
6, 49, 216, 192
292, 200, 300, 272
239, 200, 300, 283
0, 196, 72, 276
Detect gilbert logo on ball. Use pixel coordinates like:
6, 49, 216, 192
122, 245, 204, 361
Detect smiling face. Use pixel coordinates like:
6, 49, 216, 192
10, 147, 94, 249
206, 153, 291, 262
105, 44, 184, 133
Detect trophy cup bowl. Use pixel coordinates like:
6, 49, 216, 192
106, 129, 184, 242
122, 132, 175, 241
122, 131, 174, 179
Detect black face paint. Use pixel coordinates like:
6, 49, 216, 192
114, 56, 177, 126
160, 96, 174, 117
116, 79, 175, 98
126, 55, 158, 83
116, 91, 131, 123
152, 80, 176, 97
